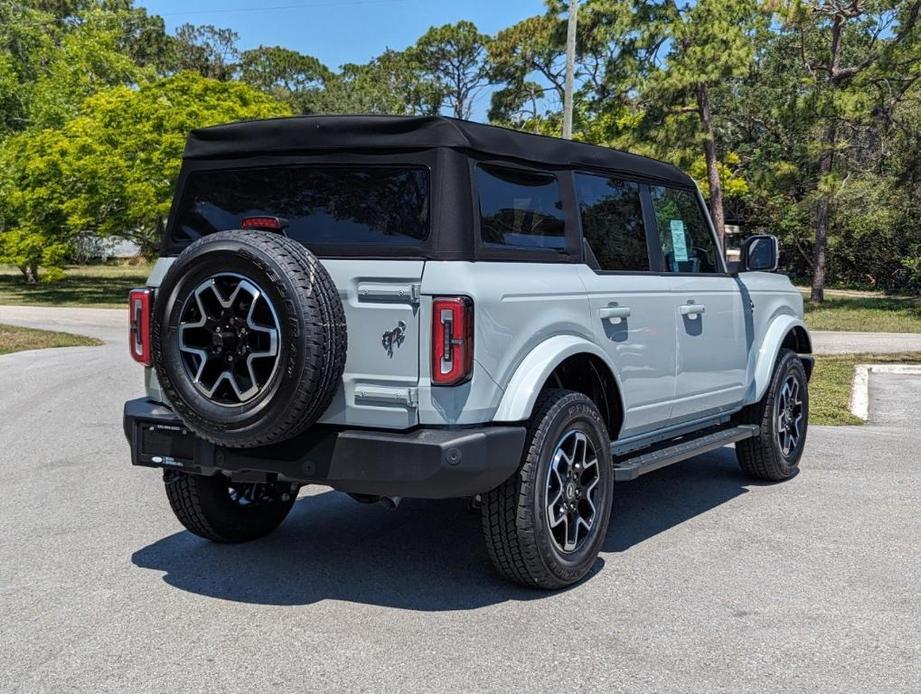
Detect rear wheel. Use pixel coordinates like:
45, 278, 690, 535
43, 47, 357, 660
736, 348, 809, 481
163, 471, 297, 543
481, 390, 614, 589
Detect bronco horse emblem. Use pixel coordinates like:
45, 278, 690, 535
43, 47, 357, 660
381, 320, 407, 358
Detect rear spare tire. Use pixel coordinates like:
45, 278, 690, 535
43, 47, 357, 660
151, 230, 347, 448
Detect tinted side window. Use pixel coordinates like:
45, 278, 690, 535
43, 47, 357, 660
575, 173, 648, 272
650, 186, 720, 273
475, 164, 566, 250
173, 166, 429, 247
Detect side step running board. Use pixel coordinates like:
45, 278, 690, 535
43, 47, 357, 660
612, 424, 759, 482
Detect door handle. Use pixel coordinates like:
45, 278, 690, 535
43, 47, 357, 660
680, 303, 706, 318
599, 306, 631, 322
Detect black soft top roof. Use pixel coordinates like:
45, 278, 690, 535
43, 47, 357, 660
184, 115, 694, 188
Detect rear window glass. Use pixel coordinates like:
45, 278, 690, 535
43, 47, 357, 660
475, 164, 566, 250
172, 166, 429, 246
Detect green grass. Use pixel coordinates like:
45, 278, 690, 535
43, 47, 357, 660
0, 262, 152, 308
0, 323, 102, 356
801, 292, 921, 333
809, 351, 921, 425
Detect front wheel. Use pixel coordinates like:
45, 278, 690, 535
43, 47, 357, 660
481, 390, 614, 589
163, 471, 297, 543
736, 348, 809, 481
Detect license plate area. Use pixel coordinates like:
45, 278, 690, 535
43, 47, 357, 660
134, 421, 197, 468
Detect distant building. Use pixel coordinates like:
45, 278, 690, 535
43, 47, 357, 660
72, 233, 141, 262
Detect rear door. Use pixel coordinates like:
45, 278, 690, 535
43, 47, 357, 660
573, 173, 677, 437
648, 185, 747, 421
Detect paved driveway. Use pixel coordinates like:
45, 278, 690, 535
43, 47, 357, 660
1, 308, 919, 692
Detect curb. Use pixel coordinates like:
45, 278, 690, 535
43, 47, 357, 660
849, 363, 921, 421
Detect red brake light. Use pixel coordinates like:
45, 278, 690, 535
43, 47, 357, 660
432, 297, 474, 385
129, 288, 153, 366
241, 216, 288, 232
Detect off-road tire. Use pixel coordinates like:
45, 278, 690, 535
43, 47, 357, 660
736, 348, 809, 481
152, 230, 347, 448
163, 471, 297, 543
481, 390, 614, 589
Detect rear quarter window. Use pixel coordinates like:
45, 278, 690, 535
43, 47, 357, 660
475, 164, 566, 250
171, 165, 430, 248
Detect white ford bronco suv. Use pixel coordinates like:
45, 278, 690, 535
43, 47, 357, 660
124, 115, 813, 589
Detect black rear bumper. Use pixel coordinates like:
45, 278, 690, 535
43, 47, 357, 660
123, 398, 525, 499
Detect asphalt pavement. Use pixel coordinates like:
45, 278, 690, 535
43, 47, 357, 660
1, 307, 919, 692
869, 371, 921, 427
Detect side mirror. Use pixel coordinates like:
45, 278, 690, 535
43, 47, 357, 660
742, 234, 779, 272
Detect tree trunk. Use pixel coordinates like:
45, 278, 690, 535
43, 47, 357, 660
811, 122, 837, 304
19, 264, 38, 283
696, 83, 725, 249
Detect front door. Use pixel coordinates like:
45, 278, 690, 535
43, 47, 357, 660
648, 185, 747, 421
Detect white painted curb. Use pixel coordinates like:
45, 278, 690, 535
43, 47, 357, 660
849, 364, 921, 421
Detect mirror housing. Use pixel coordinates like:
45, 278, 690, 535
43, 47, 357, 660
742, 234, 779, 272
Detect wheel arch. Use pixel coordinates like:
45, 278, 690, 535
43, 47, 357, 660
748, 316, 813, 404
492, 335, 624, 438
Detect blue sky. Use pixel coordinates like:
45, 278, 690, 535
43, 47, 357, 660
143, 1, 545, 68
142, 0, 548, 118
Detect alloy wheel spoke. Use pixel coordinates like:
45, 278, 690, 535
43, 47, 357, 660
564, 511, 581, 551
776, 374, 805, 458
545, 429, 601, 555
177, 274, 281, 406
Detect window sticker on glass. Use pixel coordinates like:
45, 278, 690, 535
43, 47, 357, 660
669, 219, 689, 262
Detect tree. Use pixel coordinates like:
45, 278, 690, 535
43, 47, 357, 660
115, 4, 173, 72
316, 50, 442, 115
0, 128, 76, 282
0, 3, 144, 132
0, 2, 55, 135
0, 72, 290, 279
412, 21, 491, 119
776, 0, 921, 302
171, 23, 239, 80
642, 0, 764, 247
239, 46, 332, 113
488, 13, 568, 126
487, 1, 652, 136
27, 10, 145, 129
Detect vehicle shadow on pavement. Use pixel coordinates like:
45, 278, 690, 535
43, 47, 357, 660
131, 448, 755, 610
604, 448, 754, 552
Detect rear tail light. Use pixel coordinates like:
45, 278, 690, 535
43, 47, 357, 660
129, 288, 153, 365
432, 297, 474, 385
